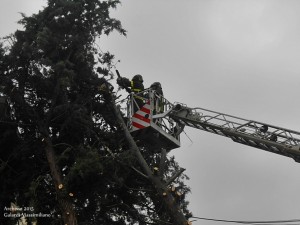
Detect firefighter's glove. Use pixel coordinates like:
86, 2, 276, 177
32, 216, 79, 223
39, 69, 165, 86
117, 77, 124, 87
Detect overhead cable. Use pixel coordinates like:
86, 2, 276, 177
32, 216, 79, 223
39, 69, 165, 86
191, 216, 300, 225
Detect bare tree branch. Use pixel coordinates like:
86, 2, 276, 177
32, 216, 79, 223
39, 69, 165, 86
166, 168, 186, 186
131, 165, 149, 179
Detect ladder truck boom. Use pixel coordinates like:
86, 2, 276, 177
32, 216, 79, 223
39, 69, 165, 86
169, 103, 300, 162
126, 89, 300, 162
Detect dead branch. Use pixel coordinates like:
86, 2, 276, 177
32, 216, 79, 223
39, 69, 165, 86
166, 168, 186, 186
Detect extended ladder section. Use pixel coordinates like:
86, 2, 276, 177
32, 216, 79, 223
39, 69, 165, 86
169, 104, 300, 162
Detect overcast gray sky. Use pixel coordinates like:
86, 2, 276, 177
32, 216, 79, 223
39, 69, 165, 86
1, 1, 300, 225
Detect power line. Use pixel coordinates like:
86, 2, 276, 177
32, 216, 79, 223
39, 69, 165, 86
191, 216, 300, 225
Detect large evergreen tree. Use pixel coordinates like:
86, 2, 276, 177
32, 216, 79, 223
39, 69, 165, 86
0, 1, 192, 224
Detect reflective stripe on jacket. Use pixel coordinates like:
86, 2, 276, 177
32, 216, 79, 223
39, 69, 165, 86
130, 80, 144, 93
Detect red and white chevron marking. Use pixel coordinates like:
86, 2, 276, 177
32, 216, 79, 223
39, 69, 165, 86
132, 101, 151, 131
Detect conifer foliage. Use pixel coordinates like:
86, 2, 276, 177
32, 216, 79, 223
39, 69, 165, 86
0, 1, 192, 224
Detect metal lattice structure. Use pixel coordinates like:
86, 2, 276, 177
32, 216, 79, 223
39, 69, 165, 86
169, 104, 300, 162
126, 89, 300, 161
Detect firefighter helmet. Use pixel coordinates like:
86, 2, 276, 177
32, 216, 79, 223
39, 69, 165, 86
132, 74, 143, 82
150, 82, 161, 88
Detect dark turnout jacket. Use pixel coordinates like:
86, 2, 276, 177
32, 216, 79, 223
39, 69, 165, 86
117, 77, 144, 93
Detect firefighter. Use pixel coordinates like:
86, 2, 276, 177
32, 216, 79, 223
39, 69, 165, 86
150, 82, 164, 114
150, 82, 163, 96
117, 74, 145, 112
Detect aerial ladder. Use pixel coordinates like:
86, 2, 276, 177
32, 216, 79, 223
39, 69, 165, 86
126, 89, 300, 162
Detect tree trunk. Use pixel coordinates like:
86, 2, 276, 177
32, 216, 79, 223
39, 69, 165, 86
42, 130, 78, 225
110, 99, 189, 225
